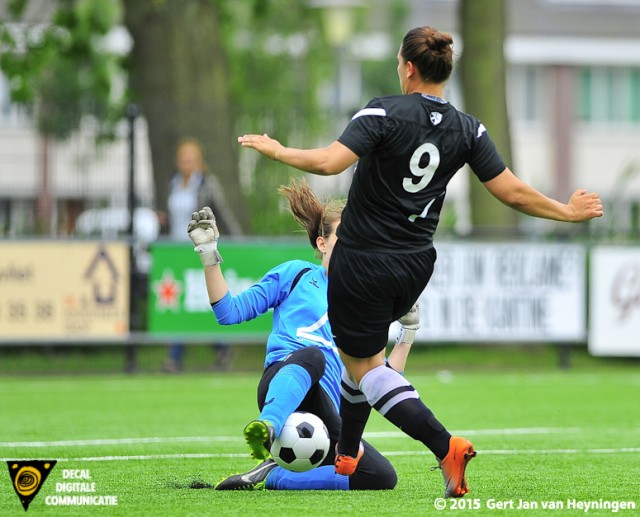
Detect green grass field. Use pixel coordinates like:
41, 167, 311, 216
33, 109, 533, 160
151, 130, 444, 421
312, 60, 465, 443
1, 348, 639, 516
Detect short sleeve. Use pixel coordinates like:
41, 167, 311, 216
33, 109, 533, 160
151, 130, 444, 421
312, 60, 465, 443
337, 99, 389, 157
467, 123, 506, 182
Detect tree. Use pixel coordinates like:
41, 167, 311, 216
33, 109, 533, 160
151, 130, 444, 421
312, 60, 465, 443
220, 0, 334, 235
123, 0, 334, 235
458, 0, 517, 232
122, 0, 249, 233
0, 0, 123, 138
0, 0, 125, 233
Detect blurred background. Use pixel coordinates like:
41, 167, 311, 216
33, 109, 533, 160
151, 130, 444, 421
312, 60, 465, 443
0, 0, 638, 373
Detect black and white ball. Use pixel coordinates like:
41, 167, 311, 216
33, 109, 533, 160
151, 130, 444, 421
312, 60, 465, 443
271, 411, 331, 472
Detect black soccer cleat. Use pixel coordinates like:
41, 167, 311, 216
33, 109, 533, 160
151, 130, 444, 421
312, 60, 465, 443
214, 459, 277, 490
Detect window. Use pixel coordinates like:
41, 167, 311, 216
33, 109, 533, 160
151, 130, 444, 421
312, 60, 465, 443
578, 66, 640, 124
508, 65, 547, 124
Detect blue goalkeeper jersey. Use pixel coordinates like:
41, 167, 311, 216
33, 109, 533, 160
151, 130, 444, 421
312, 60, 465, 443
211, 259, 342, 411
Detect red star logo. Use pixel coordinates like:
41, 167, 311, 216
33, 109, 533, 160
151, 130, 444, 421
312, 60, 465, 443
152, 269, 183, 312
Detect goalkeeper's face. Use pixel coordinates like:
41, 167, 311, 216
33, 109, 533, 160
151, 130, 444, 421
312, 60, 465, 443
318, 222, 339, 271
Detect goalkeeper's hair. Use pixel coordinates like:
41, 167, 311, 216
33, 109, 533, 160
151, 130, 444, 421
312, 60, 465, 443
278, 178, 345, 259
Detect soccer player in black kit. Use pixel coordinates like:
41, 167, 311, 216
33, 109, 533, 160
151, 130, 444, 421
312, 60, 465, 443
238, 26, 603, 498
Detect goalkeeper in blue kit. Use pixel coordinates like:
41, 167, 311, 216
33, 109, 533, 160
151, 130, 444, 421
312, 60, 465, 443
187, 179, 417, 490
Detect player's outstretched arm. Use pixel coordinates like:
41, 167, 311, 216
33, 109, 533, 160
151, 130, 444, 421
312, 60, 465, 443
187, 207, 229, 303
483, 168, 604, 222
237, 133, 358, 176
388, 302, 420, 374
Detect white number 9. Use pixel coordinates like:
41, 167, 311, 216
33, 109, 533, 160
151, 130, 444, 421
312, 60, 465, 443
403, 142, 439, 193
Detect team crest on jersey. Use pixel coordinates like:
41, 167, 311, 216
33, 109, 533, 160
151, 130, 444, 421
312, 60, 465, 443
430, 112, 443, 125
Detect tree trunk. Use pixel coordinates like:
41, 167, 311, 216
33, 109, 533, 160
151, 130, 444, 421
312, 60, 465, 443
459, 0, 517, 232
123, 0, 249, 233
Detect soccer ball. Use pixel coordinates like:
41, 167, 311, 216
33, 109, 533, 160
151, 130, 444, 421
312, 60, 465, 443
271, 411, 331, 472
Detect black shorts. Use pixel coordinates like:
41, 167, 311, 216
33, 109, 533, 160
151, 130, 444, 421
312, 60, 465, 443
328, 241, 436, 358
257, 347, 340, 438
257, 347, 397, 489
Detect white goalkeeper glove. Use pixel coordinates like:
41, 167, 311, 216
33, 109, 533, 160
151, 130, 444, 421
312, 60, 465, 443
187, 206, 223, 266
396, 302, 419, 346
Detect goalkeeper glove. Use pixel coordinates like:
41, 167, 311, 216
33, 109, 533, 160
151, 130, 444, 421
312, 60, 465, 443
396, 302, 419, 346
187, 206, 223, 266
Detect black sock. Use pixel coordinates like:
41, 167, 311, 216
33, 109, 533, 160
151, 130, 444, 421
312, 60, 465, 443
360, 365, 451, 460
384, 398, 451, 459
338, 372, 371, 457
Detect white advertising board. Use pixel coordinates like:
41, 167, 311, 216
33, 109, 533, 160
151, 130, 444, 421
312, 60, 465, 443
390, 243, 586, 343
589, 246, 640, 356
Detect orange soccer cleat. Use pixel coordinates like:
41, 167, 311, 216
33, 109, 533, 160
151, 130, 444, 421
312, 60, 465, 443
334, 442, 364, 476
438, 436, 477, 498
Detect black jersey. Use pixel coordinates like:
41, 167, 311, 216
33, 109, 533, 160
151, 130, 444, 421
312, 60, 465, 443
336, 93, 505, 252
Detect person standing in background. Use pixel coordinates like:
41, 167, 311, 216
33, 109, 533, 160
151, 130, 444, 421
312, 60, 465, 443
161, 138, 242, 372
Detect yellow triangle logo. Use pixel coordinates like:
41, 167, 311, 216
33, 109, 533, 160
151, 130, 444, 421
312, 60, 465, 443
7, 460, 57, 511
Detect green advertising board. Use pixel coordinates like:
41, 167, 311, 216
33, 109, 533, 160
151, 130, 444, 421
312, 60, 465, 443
148, 239, 314, 341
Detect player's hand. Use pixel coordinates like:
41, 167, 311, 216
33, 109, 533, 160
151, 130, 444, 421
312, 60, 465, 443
568, 189, 604, 221
187, 206, 223, 266
237, 133, 285, 161
396, 302, 419, 345
388, 302, 420, 373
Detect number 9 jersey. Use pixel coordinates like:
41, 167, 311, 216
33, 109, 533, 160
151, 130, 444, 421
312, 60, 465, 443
336, 93, 506, 252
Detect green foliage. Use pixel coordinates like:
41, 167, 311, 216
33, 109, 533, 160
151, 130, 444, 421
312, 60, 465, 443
216, 0, 336, 234
6, 0, 28, 18
0, 0, 126, 140
360, 0, 409, 100
219, 0, 410, 235
221, 0, 333, 139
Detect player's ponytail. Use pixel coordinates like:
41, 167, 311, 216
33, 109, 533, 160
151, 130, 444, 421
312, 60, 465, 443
278, 178, 344, 257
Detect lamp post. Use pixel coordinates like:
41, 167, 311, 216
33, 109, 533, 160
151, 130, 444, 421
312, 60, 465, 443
125, 103, 139, 373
